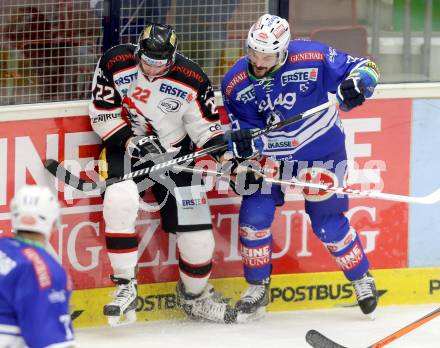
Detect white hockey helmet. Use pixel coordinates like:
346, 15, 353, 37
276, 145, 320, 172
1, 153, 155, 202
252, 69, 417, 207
10, 185, 60, 239
247, 14, 291, 65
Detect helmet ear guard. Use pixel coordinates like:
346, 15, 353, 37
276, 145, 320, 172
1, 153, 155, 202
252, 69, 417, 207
247, 14, 291, 65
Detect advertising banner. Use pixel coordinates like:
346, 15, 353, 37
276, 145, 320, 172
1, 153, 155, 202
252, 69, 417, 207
70, 267, 440, 327
0, 99, 411, 290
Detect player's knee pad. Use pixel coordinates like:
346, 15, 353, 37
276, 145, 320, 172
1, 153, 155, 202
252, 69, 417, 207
176, 230, 215, 265
239, 225, 272, 283
308, 212, 350, 243
103, 180, 139, 233
239, 196, 277, 230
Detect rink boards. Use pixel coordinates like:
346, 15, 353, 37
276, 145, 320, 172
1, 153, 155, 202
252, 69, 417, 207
70, 267, 440, 327
0, 97, 415, 289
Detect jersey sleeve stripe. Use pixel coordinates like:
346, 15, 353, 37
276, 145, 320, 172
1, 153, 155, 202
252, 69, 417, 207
0, 324, 20, 334
113, 65, 138, 76
195, 100, 211, 121
205, 130, 224, 140
92, 104, 121, 111
102, 122, 128, 140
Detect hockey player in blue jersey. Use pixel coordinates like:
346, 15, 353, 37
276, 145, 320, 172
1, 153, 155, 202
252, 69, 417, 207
0, 185, 74, 347
222, 14, 380, 321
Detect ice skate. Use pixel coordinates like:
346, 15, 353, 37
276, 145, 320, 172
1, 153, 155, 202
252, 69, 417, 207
103, 276, 138, 327
176, 281, 237, 323
235, 282, 270, 323
352, 271, 378, 318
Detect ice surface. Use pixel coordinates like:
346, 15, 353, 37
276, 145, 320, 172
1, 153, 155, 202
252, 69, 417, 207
75, 304, 440, 347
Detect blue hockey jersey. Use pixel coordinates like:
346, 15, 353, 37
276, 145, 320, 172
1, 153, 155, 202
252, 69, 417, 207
0, 237, 74, 348
222, 39, 378, 161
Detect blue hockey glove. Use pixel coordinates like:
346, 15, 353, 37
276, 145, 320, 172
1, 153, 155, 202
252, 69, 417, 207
224, 129, 264, 159
126, 135, 166, 161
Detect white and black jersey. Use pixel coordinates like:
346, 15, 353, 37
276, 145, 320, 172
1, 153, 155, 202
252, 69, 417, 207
89, 44, 223, 154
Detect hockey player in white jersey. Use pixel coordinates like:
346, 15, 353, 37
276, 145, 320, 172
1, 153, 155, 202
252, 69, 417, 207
0, 185, 74, 347
90, 23, 236, 325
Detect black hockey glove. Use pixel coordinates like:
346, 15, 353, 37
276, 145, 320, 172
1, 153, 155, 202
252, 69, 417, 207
224, 129, 264, 159
126, 135, 166, 162
337, 77, 366, 112
223, 159, 264, 195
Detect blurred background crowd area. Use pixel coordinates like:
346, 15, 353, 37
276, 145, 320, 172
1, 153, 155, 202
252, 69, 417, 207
0, 0, 438, 105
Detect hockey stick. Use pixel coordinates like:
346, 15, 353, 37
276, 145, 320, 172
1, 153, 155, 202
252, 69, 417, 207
269, 177, 440, 205
305, 306, 440, 348
172, 165, 440, 205
45, 100, 336, 192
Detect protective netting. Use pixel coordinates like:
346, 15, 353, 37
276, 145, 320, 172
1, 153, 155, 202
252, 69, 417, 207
0, 1, 101, 104
0, 0, 267, 105
119, 0, 267, 89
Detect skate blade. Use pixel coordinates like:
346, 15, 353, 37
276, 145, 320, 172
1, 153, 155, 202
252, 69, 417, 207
236, 306, 266, 323
367, 310, 377, 320
107, 310, 137, 327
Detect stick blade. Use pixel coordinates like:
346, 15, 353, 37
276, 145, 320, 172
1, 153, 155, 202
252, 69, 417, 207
44, 159, 99, 192
44, 159, 61, 176
420, 187, 440, 204
306, 330, 349, 348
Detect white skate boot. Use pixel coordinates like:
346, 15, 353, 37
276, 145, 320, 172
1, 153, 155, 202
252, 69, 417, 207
352, 272, 378, 318
235, 281, 270, 323
103, 276, 138, 327
176, 281, 237, 323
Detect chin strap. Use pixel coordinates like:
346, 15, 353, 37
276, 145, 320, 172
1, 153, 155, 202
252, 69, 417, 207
278, 49, 288, 66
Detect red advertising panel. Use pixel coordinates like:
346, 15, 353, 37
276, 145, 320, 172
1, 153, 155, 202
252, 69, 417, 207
218, 99, 411, 276
0, 99, 411, 290
267, 99, 412, 275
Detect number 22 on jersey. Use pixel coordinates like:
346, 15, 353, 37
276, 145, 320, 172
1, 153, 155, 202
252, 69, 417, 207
132, 87, 151, 103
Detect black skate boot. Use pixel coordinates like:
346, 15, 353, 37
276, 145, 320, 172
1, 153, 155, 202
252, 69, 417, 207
176, 281, 237, 323
103, 276, 138, 326
352, 272, 378, 316
235, 280, 270, 323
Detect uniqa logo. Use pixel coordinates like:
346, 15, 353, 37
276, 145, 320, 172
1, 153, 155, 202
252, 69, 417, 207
158, 98, 181, 113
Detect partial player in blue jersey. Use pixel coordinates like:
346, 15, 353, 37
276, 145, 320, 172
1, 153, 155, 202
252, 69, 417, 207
222, 14, 381, 322
0, 185, 74, 348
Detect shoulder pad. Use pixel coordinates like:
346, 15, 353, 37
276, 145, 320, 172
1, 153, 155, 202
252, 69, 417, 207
168, 53, 208, 87
222, 60, 249, 98
100, 44, 138, 74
